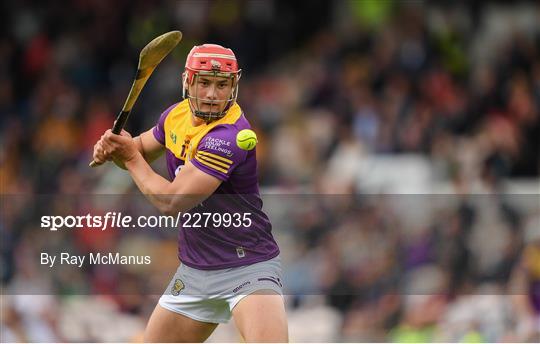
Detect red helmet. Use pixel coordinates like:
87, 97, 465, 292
182, 44, 242, 122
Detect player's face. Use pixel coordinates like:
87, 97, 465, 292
189, 75, 234, 114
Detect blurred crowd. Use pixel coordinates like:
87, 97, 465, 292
276, 193, 540, 342
1, 0, 540, 342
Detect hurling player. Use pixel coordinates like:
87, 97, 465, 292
93, 44, 287, 342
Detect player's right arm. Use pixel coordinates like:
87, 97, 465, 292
117, 129, 164, 169
93, 128, 164, 169
138, 128, 165, 162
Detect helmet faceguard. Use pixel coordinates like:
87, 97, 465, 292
182, 44, 242, 123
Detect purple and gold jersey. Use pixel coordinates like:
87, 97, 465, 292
153, 99, 279, 270
524, 245, 540, 314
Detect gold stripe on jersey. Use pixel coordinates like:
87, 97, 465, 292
197, 151, 233, 164
163, 101, 194, 159
196, 153, 231, 169
194, 156, 229, 174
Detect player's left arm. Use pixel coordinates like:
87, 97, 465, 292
127, 156, 221, 215
101, 129, 221, 214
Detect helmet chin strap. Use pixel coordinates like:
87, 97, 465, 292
187, 95, 233, 123
193, 106, 229, 122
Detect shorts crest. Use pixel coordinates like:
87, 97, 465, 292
171, 278, 185, 296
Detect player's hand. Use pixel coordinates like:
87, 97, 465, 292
93, 134, 114, 165
101, 129, 139, 163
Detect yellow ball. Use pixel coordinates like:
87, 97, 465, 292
236, 129, 258, 151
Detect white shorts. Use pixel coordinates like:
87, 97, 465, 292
159, 256, 283, 324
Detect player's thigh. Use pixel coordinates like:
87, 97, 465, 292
144, 304, 218, 343
232, 290, 288, 342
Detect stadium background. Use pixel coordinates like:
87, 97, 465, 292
1, 0, 539, 342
